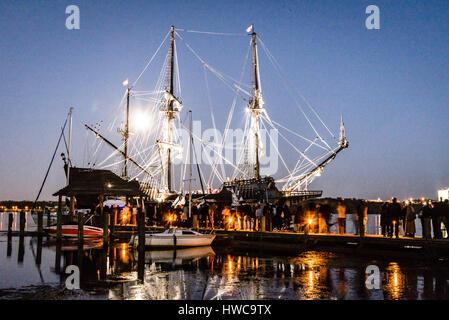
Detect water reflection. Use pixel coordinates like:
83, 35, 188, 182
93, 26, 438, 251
1, 236, 449, 300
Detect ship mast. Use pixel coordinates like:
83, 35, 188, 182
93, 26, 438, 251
248, 25, 264, 179
122, 87, 130, 179
159, 25, 182, 192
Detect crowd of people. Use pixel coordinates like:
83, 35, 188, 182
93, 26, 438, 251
380, 198, 449, 239
143, 197, 449, 239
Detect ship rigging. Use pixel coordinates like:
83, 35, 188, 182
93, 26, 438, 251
83, 25, 348, 204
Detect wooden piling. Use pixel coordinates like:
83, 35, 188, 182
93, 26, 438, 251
7, 212, 13, 236
192, 214, 199, 229
261, 216, 266, 232
46, 207, 51, 227
137, 202, 145, 281
18, 233, 24, 264
100, 194, 107, 246
138, 202, 145, 251
6, 234, 12, 257
19, 211, 25, 237
57, 195, 63, 240
110, 208, 116, 236
100, 248, 107, 280
55, 241, 62, 274
37, 210, 43, 234
70, 196, 75, 221
78, 210, 84, 243
18, 209, 25, 263
36, 235, 43, 265
77, 242, 84, 281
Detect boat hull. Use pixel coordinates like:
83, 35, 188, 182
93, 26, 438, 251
44, 225, 105, 238
144, 246, 215, 264
132, 233, 216, 247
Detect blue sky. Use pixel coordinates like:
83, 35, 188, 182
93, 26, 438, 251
0, 0, 448, 201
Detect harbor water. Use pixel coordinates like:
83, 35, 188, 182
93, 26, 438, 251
1, 213, 449, 300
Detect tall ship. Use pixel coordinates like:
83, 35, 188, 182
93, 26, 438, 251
61, 25, 348, 213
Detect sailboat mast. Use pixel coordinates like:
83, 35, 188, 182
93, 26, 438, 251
67, 107, 73, 185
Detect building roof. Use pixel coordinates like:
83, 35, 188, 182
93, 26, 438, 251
53, 167, 145, 197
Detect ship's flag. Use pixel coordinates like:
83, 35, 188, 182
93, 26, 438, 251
246, 25, 253, 33
122, 78, 129, 87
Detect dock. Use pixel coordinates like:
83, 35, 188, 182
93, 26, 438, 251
210, 230, 449, 258
4, 217, 449, 259
109, 226, 449, 259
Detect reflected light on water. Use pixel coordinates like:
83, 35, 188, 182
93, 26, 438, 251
2, 235, 449, 300
385, 262, 404, 300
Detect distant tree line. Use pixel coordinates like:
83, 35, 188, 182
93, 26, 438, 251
0, 200, 59, 210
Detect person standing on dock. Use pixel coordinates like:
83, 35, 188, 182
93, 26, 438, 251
404, 202, 416, 237
208, 203, 216, 230
380, 202, 389, 237
199, 202, 208, 228
318, 201, 331, 234
255, 204, 264, 232
389, 198, 402, 238
295, 204, 305, 232
249, 204, 256, 231
282, 204, 290, 230
305, 202, 317, 233
419, 201, 433, 240
431, 201, 443, 239
356, 200, 368, 236
336, 201, 346, 234
441, 200, 449, 239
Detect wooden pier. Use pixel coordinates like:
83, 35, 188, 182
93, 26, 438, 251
211, 230, 449, 259
3, 211, 449, 260
108, 226, 449, 259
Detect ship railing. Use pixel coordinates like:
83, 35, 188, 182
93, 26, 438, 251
281, 190, 322, 198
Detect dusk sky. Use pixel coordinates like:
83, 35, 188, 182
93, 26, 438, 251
0, 0, 448, 201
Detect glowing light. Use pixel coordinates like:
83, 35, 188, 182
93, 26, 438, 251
131, 109, 152, 132
308, 219, 313, 224
122, 78, 129, 87
228, 217, 233, 224
168, 215, 173, 221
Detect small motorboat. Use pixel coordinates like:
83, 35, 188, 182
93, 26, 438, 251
130, 228, 215, 247
44, 225, 105, 238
